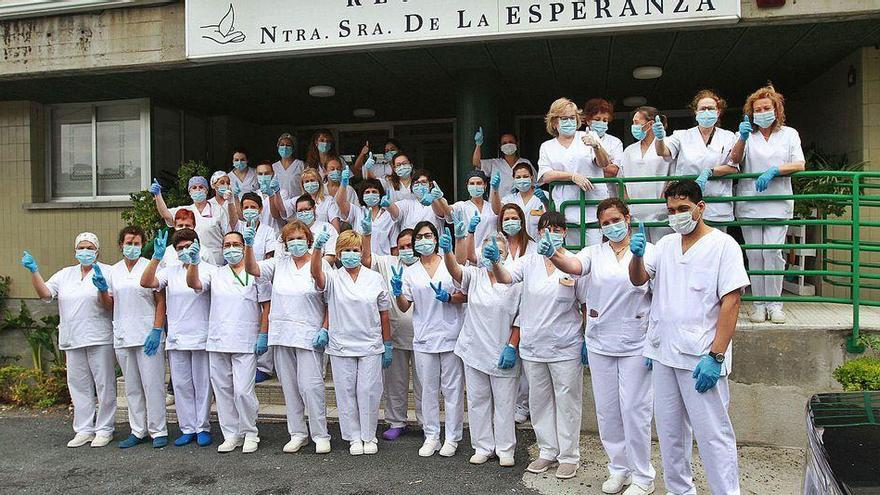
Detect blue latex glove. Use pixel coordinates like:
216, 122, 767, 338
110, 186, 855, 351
468, 214, 481, 234
438, 227, 453, 254
268, 178, 281, 196
363, 152, 375, 172
755, 166, 780, 193
533, 186, 548, 203
20, 250, 38, 273
696, 168, 713, 191
380, 194, 391, 208
429, 182, 444, 202
178, 248, 192, 265
340, 166, 352, 188
630, 221, 646, 258
537, 231, 556, 257
312, 328, 329, 350
474, 126, 484, 146
419, 191, 433, 206
430, 281, 451, 303
152, 230, 168, 260
645, 358, 653, 369
259, 179, 272, 196
651, 115, 666, 140
693, 355, 722, 393
390, 265, 404, 297
143, 328, 163, 356
382, 341, 393, 369
581, 342, 589, 366
497, 344, 517, 369
255, 333, 268, 355
482, 233, 500, 263
148, 178, 162, 196
187, 240, 201, 265
361, 209, 372, 235
490, 172, 501, 190
91, 264, 109, 293
453, 210, 467, 239
243, 221, 256, 246
232, 181, 242, 198
313, 226, 330, 250
738, 115, 752, 141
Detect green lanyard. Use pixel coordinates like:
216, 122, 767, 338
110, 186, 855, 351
230, 266, 249, 287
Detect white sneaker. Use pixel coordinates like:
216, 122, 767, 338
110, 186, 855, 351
165, 394, 175, 406
769, 308, 787, 324
242, 436, 259, 453
217, 436, 243, 453
469, 453, 490, 464
499, 456, 515, 467
623, 482, 655, 495
363, 440, 378, 455
314, 438, 331, 454
349, 440, 364, 455
90, 434, 112, 448
602, 473, 632, 494
283, 436, 308, 453
66, 433, 95, 448
748, 306, 767, 323
439, 440, 458, 457
418, 438, 440, 457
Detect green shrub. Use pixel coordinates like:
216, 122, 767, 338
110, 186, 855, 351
832, 357, 880, 391
0, 301, 62, 371
0, 364, 69, 408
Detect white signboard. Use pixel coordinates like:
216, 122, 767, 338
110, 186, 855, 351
186, 0, 740, 60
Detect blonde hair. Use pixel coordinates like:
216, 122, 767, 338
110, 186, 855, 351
743, 83, 786, 131
280, 220, 313, 247
300, 167, 324, 202
335, 230, 362, 258
544, 97, 581, 137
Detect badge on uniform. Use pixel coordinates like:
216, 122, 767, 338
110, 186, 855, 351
559, 277, 575, 287
530, 208, 544, 217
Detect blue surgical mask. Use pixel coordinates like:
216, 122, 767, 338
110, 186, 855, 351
363, 192, 380, 207
286, 239, 308, 257
412, 183, 429, 197
223, 247, 244, 265
217, 186, 230, 197
257, 175, 271, 188
340, 251, 362, 269
122, 245, 141, 261
414, 238, 436, 256
303, 181, 320, 195
467, 185, 485, 198
327, 170, 341, 182
631, 124, 647, 141
190, 190, 207, 203
513, 178, 532, 192
317, 142, 332, 153
243, 208, 260, 223
233, 160, 247, 170
296, 210, 315, 225
558, 118, 578, 136
601, 221, 628, 242
695, 109, 718, 128
75, 249, 97, 266
398, 248, 417, 265
395, 164, 412, 178
278, 145, 293, 158
753, 110, 776, 129
502, 219, 522, 236
548, 232, 564, 250
385, 150, 398, 161
590, 120, 609, 137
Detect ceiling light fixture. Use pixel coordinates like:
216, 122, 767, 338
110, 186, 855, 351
632, 66, 663, 80
353, 108, 376, 119
622, 96, 648, 107
308, 85, 336, 98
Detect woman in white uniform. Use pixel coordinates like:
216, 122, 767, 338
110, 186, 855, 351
488, 211, 587, 480
354, 138, 402, 180
141, 228, 214, 447
21, 233, 115, 448
186, 232, 270, 454
732, 84, 805, 324
385, 164, 449, 234
273, 132, 305, 197
233, 193, 277, 261
447, 170, 497, 260
491, 162, 548, 240
546, 198, 657, 495
497, 203, 536, 261
378, 152, 421, 202
107, 226, 168, 449
208, 171, 237, 220
656, 90, 740, 232
335, 175, 395, 255
311, 229, 392, 456
244, 221, 332, 454
304, 129, 336, 175
152, 175, 229, 266
472, 128, 533, 195
285, 168, 338, 228
322, 157, 358, 229
229, 147, 258, 195
620, 106, 675, 242
392, 221, 466, 458
583, 98, 625, 199
440, 228, 522, 467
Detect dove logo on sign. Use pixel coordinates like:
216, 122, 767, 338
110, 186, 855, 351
200, 3, 246, 44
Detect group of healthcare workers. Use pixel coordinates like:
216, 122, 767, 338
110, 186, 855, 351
18, 82, 800, 495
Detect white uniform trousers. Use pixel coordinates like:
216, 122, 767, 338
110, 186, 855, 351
653, 362, 740, 495
168, 350, 212, 434
383, 348, 423, 428
330, 354, 383, 443
515, 373, 530, 420
116, 345, 168, 438
274, 346, 330, 441
523, 358, 583, 465
741, 224, 786, 310
588, 351, 655, 486
65, 344, 117, 435
463, 365, 518, 458
209, 352, 259, 441
413, 351, 464, 442
256, 348, 274, 375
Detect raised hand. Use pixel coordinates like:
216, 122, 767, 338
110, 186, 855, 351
148, 178, 162, 196
390, 265, 404, 297
419, 190, 433, 206
363, 152, 375, 172
453, 210, 467, 239
232, 181, 242, 198
482, 232, 500, 263
20, 250, 38, 273
244, 221, 257, 246
269, 178, 281, 196
340, 165, 352, 188
430, 281, 451, 303
438, 227, 453, 254
537, 230, 556, 257
630, 221, 646, 257
474, 126, 484, 146
490, 172, 501, 190
313, 226, 330, 250
187, 240, 201, 265
430, 181, 444, 202
651, 115, 666, 140
91, 264, 109, 293
380, 193, 391, 208
468, 214, 481, 234
738, 115, 752, 141
361, 208, 372, 235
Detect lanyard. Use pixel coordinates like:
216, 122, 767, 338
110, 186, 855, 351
230, 266, 249, 287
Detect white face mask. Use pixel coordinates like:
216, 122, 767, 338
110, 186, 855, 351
500, 143, 518, 156
668, 210, 699, 235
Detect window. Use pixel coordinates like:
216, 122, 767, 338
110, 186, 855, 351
48, 99, 150, 201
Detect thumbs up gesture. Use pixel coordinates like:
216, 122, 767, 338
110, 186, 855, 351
651, 115, 666, 140
630, 221, 647, 257
474, 126, 484, 146
313, 226, 330, 250
340, 165, 352, 188
537, 230, 556, 257
482, 232, 500, 263
439, 227, 453, 254
364, 152, 375, 172
738, 115, 752, 141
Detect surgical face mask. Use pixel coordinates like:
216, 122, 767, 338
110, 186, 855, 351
601, 221, 628, 242
122, 244, 141, 261
398, 248, 417, 265
547, 231, 564, 250
467, 184, 485, 198
668, 211, 699, 235
340, 251, 362, 269
753, 110, 776, 129
395, 164, 412, 178
412, 183, 429, 197
286, 239, 308, 257
363, 192, 380, 207
414, 238, 436, 256
233, 160, 247, 170
513, 178, 532, 192
317, 142, 332, 153
257, 175, 272, 188
190, 190, 207, 203
303, 181, 320, 195
385, 150, 398, 161
217, 186, 230, 197
590, 120, 609, 137
502, 219, 522, 236
278, 145, 293, 158
242, 208, 260, 223
327, 170, 341, 182
500, 143, 518, 156
75, 249, 97, 266
695, 109, 718, 128
223, 247, 244, 265
631, 124, 647, 141
296, 210, 315, 225
558, 118, 578, 137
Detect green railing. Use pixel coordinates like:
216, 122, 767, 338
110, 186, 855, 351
548, 171, 880, 353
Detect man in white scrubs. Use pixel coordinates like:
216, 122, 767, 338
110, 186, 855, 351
629, 180, 749, 495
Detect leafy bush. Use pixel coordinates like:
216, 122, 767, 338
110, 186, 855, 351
792, 148, 864, 218
0, 365, 69, 408
1, 301, 62, 371
832, 357, 880, 391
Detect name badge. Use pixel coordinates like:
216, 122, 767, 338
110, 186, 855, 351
558, 277, 575, 287
530, 208, 544, 217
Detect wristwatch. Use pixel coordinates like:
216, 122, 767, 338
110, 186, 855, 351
709, 351, 725, 364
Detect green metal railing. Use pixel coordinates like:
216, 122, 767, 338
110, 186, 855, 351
548, 171, 880, 353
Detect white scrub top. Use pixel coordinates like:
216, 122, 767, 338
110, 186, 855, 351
252, 223, 278, 261
402, 259, 464, 353
537, 131, 605, 227
319, 183, 357, 224
506, 238, 537, 260
156, 263, 214, 351
643, 229, 749, 374
107, 258, 157, 349
322, 266, 389, 357
394, 199, 446, 233
338, 204, 395, 256
201, 265, 270, 354
448, 199, 497, 259
668, 126, 739, 222
380, 178, 418, 203
453, 266, 522, 377
260, 256, 328, 349
273, 158, 305, 197
371, 255, 415, 351
256, 190, 290, 232
229, 167, 258, 195
505, 253, 587, 362
310, 221, 338, 255
619, 139, 674, 223
501, 191, 546, 240
735, 126, 804, 220
45, 263, 113, 350
479, 157, 533, 195
168, 202, 229, 266
577, 242, 654, 357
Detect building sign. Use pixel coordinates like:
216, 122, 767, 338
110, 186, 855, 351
186, 0, 740, 60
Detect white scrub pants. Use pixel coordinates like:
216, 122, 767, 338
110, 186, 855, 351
523, 358, 583, 465
515, 373, 530, 420
464, 365, 518, 458
653, 363, 740, 495
414, 351, 464, 443
168, 350, 211, 434
383, 348, 423, 428
256, 348, 274, 375
65, 344, 116, 436
741, 224, 786, 310
116, 345, 168, 438
209, 352, 259, 441
588, 351, 655, 486
274, 346, 330, 442
330, 354, 383, 443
